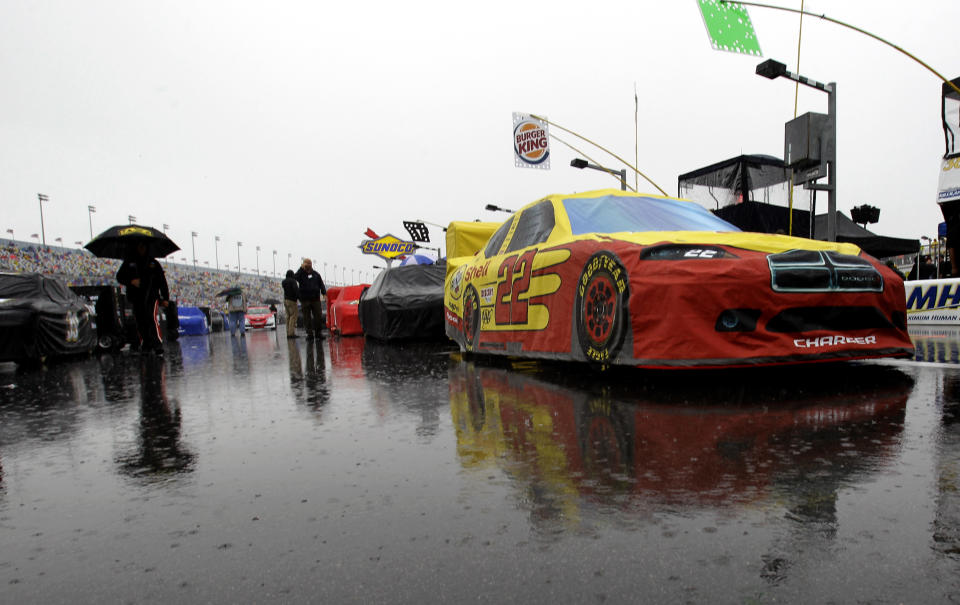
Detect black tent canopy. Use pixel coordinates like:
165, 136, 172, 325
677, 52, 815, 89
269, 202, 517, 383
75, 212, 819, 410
679, 154, 919, 259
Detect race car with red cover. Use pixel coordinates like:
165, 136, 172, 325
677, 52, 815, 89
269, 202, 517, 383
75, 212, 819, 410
443, 189, 913, 368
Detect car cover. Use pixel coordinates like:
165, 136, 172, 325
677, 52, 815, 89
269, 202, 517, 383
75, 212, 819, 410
0, 272, 96, 362
445, 221, 499, 260
359, 264, 446, 341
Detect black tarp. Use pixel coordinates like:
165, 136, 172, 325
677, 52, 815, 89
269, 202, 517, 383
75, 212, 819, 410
678, 154, 792, 209
358, 264, 446, 341
714, 202, 920, 259
0, 272, 97, 362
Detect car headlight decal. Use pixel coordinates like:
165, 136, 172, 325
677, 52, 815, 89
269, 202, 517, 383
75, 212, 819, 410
768, 250, 883, 292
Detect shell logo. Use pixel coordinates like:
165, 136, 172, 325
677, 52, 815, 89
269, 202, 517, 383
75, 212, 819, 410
359, 233, 418, 260
514, 119, 549, 165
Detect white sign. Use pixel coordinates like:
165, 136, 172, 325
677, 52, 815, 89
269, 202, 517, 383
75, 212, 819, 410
939, 156, 960, 204
906, 276, 960, 325
513, 113, 550, 170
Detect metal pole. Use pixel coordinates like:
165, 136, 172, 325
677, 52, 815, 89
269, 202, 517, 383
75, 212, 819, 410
826, 82, 837, 242
215, 236, 220, 270
191, 231, 198, 268
237, 241, 242, 276
37, 193, 48, 246
87, 205, 96, 239
272, 250, 276, 277
255, 246, 260, 275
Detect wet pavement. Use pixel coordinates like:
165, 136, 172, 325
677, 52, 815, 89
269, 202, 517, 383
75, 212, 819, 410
0, 329, 959, 603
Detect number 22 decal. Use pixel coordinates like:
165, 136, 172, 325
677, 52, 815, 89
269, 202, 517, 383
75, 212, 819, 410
494, 249, 536, 325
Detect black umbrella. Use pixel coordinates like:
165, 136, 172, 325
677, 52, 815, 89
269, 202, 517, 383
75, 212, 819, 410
217, 287, 243, 297
85, 224, 180, 259
263, 297, 281, 305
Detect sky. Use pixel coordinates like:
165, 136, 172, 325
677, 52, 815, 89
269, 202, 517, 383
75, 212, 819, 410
2, 0, 958, 284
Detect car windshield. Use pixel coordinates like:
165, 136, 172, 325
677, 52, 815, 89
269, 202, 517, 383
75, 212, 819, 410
248, 307, 270, 314
563, 194, 739, 235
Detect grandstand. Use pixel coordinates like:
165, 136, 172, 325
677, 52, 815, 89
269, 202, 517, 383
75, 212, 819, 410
0, 238, 282, 311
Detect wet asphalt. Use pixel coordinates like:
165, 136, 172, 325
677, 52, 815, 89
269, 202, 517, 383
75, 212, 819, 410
0, 328, 959, 604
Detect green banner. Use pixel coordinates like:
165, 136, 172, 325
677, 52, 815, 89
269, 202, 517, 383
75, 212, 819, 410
697, 0, 762, 56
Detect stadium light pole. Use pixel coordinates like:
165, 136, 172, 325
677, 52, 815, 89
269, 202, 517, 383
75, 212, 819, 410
255, 245, 260, 276
288, 252, 292, 271
162, 223, 169, 233
128, 215, 136, 225
756, 58, 837, 242
37, 193, 48, 245
87, 205, 96, 239
333, 264, 338, 286
342, 266, 346, 285
214, 235, 220, 270
191, 231, 198, 268
570, 158, 627, 190
237, 241, 242, 276
324, 262, 328, 282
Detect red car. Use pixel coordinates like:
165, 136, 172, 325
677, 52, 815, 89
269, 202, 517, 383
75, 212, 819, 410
244, 305, 276, 330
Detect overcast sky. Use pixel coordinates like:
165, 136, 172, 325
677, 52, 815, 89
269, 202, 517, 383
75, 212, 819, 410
2, 1, 958, 283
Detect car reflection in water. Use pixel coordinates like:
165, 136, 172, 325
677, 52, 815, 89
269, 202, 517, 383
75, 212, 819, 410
115, 354, 195, 482
450, 360, 913, 536
362, 339, 458, 440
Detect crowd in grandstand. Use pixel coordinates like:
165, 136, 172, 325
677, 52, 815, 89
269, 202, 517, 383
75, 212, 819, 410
1, 239, 283, 310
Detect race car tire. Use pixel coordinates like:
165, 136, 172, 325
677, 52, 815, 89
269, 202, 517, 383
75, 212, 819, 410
462, 285, 481, 352
98, 334, 116, 351
575, 251, 628, 364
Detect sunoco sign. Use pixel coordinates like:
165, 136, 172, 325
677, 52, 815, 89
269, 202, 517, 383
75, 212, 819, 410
359, 234, 417, 261
513, 113, 550, 170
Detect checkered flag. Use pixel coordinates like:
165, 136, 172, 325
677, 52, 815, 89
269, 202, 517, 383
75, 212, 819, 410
403, 221, 430, 243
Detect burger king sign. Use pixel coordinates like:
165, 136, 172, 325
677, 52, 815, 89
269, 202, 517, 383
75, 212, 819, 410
513, 113, 550, 170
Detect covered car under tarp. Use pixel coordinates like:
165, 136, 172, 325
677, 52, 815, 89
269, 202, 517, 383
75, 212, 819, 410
178, 305, 210, 335
0, 272, 97, 363
359, 263, 446, 341
326, 285, 369, 336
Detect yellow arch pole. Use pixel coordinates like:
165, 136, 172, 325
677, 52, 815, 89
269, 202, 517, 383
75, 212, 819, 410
723, 0, 960, 97
529, 113, 669, 196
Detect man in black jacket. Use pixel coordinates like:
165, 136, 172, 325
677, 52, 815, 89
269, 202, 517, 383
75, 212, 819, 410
116, 240, 171, 355
295, 258, 326, 340
282, 269, 300, 339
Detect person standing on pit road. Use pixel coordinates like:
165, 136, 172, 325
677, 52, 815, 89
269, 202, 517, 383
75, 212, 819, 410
295, 258, 326, 340
282, 269, 300, 339
227, 289, 248, 337
116, 240, 171, 355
